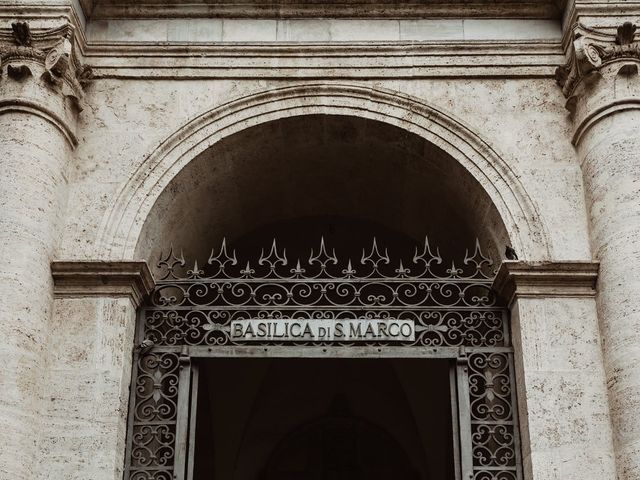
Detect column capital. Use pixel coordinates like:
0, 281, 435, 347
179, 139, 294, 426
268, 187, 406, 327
51, 261, 156, 308
556, 22, 639, 99
0, 20, 91, 146
555, 21, 640, 144
492, 260, 599, 306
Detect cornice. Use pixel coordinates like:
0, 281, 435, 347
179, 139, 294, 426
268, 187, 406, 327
90, 1, 560, 20
492, 260, 599, 306
0, 1, 87, 33
562, 2, 640, 40
51, 261, 155, 307
84, 40, 563, 79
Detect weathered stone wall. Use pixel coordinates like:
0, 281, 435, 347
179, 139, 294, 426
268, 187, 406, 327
57, 72, 604, 480
38, 296, 137, 480
2, 1, 638, 479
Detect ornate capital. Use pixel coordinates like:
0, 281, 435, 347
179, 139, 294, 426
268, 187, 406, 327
556, 22, 640, 100
0, 21, 91, 110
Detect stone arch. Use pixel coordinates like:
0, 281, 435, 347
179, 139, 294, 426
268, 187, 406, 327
96, 83, 550, 260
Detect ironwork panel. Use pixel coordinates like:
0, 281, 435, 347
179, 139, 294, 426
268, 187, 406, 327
124, 237, 522, 480
125, 352, 180, 480
468, 352, 521, 480
142, 237, 504, 348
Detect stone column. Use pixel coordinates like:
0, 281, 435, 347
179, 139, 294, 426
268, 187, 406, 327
0, 21, 90, 479
556, 22, 640, 480
493, 261, 617, 480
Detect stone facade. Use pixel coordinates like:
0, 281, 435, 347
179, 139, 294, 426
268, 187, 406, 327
0, 0, 639, 479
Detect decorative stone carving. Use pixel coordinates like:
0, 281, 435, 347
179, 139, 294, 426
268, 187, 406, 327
11, 21, 31, 47
0, 21, 92, 109
556, 22, 640, 99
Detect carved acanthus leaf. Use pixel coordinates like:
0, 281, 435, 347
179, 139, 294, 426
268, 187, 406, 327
616, 22, 636, 46
11, 21, 31, 47
556, 22, 640, 99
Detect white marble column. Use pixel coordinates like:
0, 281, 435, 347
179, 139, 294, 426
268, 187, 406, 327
556, 21, 640, 480
0, 21, 89, 479
493, 261, 617, 480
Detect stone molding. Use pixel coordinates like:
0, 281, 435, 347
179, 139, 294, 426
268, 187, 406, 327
492, 260, 599, 306
86, 41, 563, 79
51, 261, 155, 307
572, 95, 640, 145
0, 96, 79, 145
556, 22, 640, 100
88, 0, 560, 20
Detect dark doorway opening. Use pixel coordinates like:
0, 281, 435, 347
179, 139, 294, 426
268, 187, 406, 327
190, 358, 456, 480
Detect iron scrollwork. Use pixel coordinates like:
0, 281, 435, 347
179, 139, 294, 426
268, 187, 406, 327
126, 352, 180, 480
125, 237, 521, 480
469, 352, 520, 480
142, 237, 506, 347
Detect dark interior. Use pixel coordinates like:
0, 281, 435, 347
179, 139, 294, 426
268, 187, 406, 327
190, 358, 456, 480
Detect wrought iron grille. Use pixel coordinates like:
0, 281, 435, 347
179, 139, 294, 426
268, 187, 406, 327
125, 237, 522, 480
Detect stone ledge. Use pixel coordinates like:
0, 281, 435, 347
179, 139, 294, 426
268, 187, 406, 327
51, 261, 155, 306
492, 260, 599, 305
89, 1, 561, 20
85, 41, 563, 79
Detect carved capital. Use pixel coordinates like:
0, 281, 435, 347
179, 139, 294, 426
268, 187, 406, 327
556, 22, 640, 100
0, 21, 92, 111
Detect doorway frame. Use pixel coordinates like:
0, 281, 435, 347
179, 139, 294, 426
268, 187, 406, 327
123, 237, 523, 480
125, 344, 521, 480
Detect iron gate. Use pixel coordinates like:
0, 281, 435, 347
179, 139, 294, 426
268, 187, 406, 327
124, 237, 522, 480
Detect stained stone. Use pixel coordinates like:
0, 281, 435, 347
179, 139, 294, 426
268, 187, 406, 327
0, 2, 639, 480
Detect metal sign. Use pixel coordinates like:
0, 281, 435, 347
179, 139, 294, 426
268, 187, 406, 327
230, 318, 415, 342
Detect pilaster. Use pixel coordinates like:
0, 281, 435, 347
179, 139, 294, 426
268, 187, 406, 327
492, 261, 616, 480
41, 261, 154, 480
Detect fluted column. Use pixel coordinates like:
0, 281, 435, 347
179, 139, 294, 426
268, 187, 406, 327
0, 21, 89, 479
557, 21, 640, 480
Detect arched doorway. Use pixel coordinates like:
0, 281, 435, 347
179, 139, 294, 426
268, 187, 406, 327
123, 114, 522, 480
